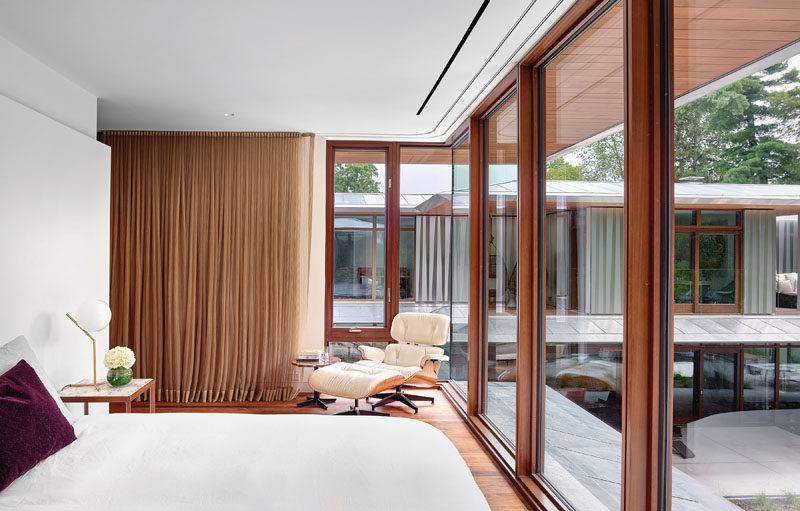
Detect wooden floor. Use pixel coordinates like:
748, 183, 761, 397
114, 388, 529, 510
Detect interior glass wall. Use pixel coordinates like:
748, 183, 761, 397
541, 2, 624, 509
670, 2, 800, 508
399, 147, 454, 378
452, 135, 470, 394
332, 150, 388, 328
484, 92, 519, 444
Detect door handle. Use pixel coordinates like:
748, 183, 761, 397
349, 328, 362, 333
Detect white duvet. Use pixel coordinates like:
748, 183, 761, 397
0, 413, 489, 511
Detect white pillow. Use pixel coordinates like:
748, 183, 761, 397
0, 335, 76, 424
778, 277, 794, 295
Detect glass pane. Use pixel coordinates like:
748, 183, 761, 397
332, 230, 372, 300
779, 347, 800, 410
328, 341, 389, 363
399, 228, 415, 300
375, 230, 385, 299
333, 150, 386, 327
743, 347, 775, 411
675, 233, 693, 304
485, 92, 518, 445
334, 215, 374, 228
399, 147, 453, 377
702, 351, 737, 416
700, 210, 738, 226
698, 234, 735, 305
675, 210, 696, 225
452, 136, 470, 395
672, 4, 800, 507
399, 216, 415, 229
541, 3, 624, 508
673, 350, 699, 421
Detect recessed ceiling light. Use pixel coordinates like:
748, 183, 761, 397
224, 112, 235, 117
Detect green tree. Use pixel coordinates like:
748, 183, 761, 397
673, 61, 800, 184
576, 131, 624, 182
570, 60, 800, 184
546, 157, 585, 180
334, 163, 381, 193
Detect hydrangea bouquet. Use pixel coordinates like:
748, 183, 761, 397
104, 347, 136, 386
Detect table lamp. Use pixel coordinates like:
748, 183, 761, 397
66, 299, 112, 389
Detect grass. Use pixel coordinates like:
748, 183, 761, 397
784, 491, 800, 510
755, 493, 777, 511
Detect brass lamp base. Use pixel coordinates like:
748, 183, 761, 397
65, 313, 102, 392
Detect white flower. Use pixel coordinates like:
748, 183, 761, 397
104, 347, 136, 369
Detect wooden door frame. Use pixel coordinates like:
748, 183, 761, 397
621, 0, 674, 509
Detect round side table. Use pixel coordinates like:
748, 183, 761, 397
292, 356, 341, 410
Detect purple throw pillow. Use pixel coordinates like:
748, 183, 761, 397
0, 359, 76, 492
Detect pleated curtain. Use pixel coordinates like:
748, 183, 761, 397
743, 209, 776, 314
586, 207, 623, 314
105, 131, 314, 402
415, 215, 451, 302
777, 214, 798, 274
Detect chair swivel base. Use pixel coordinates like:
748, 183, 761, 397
336, 399, 389, 416
370, 386, 434, 414
297, 391, 336, 410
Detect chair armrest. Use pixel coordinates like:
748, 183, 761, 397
420, 354, 449, 366
357, 345, 385, 363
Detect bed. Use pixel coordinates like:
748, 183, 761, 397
0, 412, 490, 511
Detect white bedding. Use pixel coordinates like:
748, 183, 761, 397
0, 413, 489, 511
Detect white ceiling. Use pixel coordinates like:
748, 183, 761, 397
0, 0, 573, 141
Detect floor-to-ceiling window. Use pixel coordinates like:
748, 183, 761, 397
452, 135, 470, 393
484, 91, 519, 445
540, 2, 625, 508
398, 147, 454, 378
670, 2, 800, 509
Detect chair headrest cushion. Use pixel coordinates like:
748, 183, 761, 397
390, 313, 450, 346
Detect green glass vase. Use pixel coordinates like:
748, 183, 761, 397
107, 367, 133, 386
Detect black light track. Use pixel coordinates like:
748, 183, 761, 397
416, 0, 491, 116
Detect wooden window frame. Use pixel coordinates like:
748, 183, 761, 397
327, 0, 676, 508
325, 140, 464, 344
326, 141, 396, 342
673, 208, 743, 314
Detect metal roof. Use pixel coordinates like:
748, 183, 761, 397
335, 181, 800, 214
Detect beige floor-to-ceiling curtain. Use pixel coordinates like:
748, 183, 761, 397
105, 131, 313, 402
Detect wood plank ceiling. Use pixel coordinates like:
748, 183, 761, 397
544, 0, 800, 157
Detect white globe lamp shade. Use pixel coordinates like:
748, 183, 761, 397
74, 300, 112, 332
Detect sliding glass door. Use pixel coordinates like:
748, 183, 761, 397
451, 135, 470, 393
483, 91, 519, 445
540, 2, 624, 508
670, 1, 800, 506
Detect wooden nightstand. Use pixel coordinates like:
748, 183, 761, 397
59, 378, 155, 415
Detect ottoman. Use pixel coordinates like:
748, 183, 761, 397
308, 362, 405, 416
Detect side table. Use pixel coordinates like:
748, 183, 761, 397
59, 378, 155, 415
291, 357, 341, 410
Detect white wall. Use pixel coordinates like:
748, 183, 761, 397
0, 35, 97, 137
0, 87, 109, 414
305, 135, 327, 352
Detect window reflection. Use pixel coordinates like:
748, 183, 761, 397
484, 92, 519, 444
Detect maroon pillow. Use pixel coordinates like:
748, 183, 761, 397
0, 359, 76, 492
